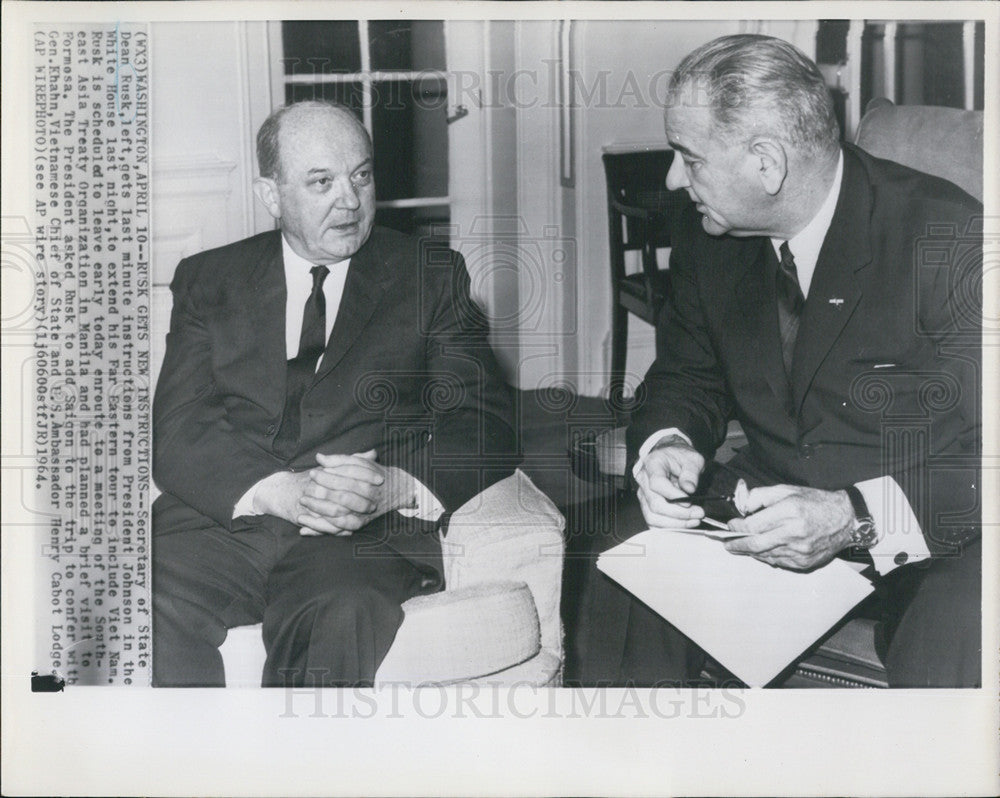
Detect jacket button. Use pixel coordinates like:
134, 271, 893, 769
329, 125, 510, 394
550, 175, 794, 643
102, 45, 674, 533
799, 443, 813, 458
266, 423, 276, 435
894, 551, 909, 566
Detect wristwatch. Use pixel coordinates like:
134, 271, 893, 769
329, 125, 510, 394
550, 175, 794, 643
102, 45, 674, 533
844, 485, 880, 549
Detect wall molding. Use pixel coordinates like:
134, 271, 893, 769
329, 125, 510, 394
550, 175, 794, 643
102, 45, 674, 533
152, 155, 238, 198
512, 20, 573, 393
152, 154, 240, 283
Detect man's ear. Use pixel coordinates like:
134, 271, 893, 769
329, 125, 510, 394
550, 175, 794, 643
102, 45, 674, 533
253, 177, 282, 220
750, 138, 787, 196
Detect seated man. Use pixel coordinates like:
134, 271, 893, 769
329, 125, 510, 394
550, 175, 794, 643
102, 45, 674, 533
577, 34, 982, 688
152, 101, 516, 687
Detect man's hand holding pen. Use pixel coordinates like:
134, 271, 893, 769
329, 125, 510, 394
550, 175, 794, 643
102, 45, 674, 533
635, 434, 707, 529
725, 485, 855, 570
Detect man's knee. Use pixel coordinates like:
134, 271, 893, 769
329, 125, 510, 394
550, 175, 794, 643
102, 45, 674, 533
153, 590, 229, 650
303, 585, 404, 639
265, 582, 405, 648
570, 492, 646, 557
263, 584, 407, 687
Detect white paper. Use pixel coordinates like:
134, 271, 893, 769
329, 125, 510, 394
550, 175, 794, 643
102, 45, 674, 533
597, 529, 875, 686
680, 520, 746, 538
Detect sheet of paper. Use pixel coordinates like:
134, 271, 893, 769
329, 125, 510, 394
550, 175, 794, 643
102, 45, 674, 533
681, 521, 746, 539
597, 529, 875, 686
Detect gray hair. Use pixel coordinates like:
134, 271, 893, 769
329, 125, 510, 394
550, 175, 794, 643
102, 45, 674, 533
256, 100, 371, 180
668, 34, 840, 155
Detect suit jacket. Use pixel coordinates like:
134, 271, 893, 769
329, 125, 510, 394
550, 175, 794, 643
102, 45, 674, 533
153, 226, 517, 532
628, 144, 982, 553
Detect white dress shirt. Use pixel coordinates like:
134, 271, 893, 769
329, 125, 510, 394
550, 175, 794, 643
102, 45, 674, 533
636, 152, 929, 575
233, 236, 443, 524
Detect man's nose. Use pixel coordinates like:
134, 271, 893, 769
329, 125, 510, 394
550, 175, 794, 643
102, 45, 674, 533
333, 178, 361, 210
665, 154, 688, 191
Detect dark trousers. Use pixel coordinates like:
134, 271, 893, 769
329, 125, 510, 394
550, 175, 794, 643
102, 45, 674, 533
152, 494, 443, 687
569, 490, 982, 689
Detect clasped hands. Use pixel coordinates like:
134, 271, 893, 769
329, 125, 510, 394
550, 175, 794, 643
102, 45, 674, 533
636, 436, 854, 570
254, 450, 416, 536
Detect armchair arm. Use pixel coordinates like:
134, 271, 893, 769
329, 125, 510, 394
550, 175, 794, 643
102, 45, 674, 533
441, 469, 566, 657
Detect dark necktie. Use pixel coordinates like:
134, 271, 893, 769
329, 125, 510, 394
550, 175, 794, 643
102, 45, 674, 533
274, 265, 330, 457
775, 241, 804, 377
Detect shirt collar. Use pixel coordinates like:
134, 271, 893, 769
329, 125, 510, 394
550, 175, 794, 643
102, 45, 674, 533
770, 150, 844, 298
280, 235, 351, 278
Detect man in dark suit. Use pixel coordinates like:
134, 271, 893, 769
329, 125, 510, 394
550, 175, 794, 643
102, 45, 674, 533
578, 34, 981, 688
152, 101, 516, 687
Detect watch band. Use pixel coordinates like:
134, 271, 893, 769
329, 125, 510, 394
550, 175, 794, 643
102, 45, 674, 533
844, 485, 880, 549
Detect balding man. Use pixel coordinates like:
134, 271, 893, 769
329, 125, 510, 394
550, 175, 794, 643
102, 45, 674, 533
578, 35, 981, 688
152, 101, 516, 687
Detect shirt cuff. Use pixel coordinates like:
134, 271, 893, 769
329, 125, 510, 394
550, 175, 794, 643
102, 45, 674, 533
396, 475, 445, 522
233, 480, 265, 518
856, 476, 930, 575
632, 428, 694, 481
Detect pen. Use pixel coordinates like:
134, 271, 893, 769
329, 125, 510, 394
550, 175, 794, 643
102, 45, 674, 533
666, 493, 733, 504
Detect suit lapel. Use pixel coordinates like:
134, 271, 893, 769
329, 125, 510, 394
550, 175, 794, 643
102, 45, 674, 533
790, 148, 873, 412
314, 232, 389, 381
239, 231, 287, 414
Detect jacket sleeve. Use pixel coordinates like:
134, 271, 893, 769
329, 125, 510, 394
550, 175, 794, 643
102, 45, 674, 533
626, 205, 735, 471
392, 251, 517, 512
152, 256, 286, 529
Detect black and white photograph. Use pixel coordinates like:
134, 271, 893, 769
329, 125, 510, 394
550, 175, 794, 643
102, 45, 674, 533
3, 1, 998, 795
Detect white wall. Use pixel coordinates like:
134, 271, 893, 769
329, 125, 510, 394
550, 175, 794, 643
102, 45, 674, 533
511, 20, 577, 395
446, 21, 521, 381
150, 21, 274, 383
